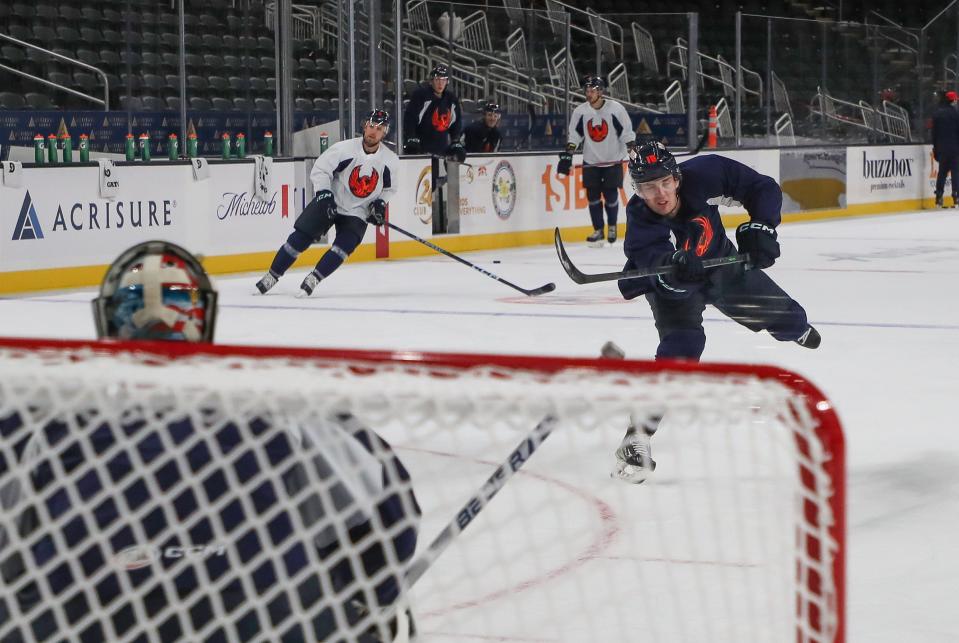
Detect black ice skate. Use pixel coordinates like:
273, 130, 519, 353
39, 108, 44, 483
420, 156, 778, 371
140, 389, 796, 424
607, 226, 617, 244
952, 195, 959, 208
795, 325, 821, 349
297, 271, 322, 297
936, 195, 945, 208
255, 272, 278, 294
611, 427, 656, 484
586, 228, 605, 247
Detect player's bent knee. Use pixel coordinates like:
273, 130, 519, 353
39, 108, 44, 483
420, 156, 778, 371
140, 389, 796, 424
655, 329, 706, 361
286, 229, 313, 252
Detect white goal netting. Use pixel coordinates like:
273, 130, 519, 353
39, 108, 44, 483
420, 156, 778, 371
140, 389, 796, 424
0, 338, 844, 642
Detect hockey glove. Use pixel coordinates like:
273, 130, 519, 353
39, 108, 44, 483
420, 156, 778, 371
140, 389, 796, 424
735, 221, 780, 269
445, 142, 466, 163
315, 189, 337, 221
403, 137, 421, 154
557, 143, 576, 176
669, 249, 706, 282
366, 199, 387, 226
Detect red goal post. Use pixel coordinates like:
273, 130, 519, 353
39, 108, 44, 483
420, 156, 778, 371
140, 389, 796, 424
0, 336, 844, 642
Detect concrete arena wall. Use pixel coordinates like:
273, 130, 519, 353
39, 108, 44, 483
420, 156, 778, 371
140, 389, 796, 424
0, 145, 940, 294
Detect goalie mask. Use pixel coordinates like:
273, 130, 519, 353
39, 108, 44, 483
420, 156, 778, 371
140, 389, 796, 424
628, 141, 681, 190
93, 240, 217, 342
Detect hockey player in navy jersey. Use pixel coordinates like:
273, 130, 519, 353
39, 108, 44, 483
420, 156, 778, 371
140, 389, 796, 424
462, 102, 503, 153
558, 76, 636, 246
255, 109, 400, 297
402, 64, 465, 162
2, 241, 420, 641
610, 142, 820, 484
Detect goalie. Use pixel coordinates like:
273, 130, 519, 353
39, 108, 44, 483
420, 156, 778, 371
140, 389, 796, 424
1, 241, 419, 642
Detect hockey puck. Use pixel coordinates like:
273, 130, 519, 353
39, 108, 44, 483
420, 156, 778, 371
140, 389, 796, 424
492, 260, 501, 264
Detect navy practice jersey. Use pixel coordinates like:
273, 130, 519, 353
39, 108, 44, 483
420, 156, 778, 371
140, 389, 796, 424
403, 83, 463, 154
1, 408, 420, 640
619, 154, 782, 300
462, 119, 502, 153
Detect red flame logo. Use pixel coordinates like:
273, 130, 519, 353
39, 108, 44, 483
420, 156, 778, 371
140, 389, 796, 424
348, 166, 379, 198
586, 118, 609, 142
432, 109, 452, 132
681, 216, 714, 257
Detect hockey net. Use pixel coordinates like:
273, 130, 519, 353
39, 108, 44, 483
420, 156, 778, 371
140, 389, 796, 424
0, 337, 844, 642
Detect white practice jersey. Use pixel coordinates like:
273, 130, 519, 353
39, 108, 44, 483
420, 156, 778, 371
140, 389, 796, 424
567, 98, 636, 166
310, 137, 400, 220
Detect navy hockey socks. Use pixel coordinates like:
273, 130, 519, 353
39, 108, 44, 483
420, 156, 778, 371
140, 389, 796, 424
587, 199, 605, 231
270, 229, 313, 276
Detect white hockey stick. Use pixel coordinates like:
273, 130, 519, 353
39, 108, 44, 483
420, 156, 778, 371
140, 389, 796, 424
404, 415, 557, 587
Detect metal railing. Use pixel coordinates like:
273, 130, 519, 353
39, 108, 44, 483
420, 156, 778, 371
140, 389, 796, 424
774, 112, 795, 145
631, 22, 659, 74
0, 33, 109, 109
665, 79, 684, 113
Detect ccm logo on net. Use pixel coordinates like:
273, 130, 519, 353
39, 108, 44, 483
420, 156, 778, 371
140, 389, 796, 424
114, 544, 227, 570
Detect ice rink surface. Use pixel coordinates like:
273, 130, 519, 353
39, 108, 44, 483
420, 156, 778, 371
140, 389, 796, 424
2, 210, 958, 641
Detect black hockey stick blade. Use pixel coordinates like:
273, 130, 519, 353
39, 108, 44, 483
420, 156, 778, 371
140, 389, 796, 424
672, 128, 711, 158
389, 222, 555, 296
404, 415, 557, 588
554, 227, 750, 285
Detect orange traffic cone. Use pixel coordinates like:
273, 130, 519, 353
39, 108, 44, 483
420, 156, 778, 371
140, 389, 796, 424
707, 105, 718, 148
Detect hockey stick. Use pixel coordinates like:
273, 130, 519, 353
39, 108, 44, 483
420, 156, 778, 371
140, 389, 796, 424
671, 128, 711, 158
404, 415, 557, 587
553, 227, 750, 285
387, 222, 556, 296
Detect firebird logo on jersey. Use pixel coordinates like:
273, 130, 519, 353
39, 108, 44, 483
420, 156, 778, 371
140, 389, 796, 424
586, 118, 609, 142
681, 216, 714, 256
348, 166, 379, 198
432, 108, 452, 132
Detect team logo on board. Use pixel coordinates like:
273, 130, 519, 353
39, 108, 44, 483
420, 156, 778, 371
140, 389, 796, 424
348, 166, 379, 198
491, 160, 516, 220
586, 118, 609, 142
12, 191, 44, 240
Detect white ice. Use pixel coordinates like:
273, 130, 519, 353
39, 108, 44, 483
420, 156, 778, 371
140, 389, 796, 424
1, 210, 958, 641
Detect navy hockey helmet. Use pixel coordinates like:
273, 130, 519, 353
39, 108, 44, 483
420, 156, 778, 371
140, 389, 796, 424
93, 240, 217, 342
364, 108, 391, 132
430, 64, 450, 79
481, 101, 502, 114
582, 75, 606, 91
628, 141, 681, 189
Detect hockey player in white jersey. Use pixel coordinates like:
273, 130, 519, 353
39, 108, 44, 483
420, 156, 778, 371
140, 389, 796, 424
256, 109, 400, 297
557, 76, 636, 246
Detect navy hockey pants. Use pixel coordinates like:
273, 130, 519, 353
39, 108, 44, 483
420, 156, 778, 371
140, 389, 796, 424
646, 261, 810, 361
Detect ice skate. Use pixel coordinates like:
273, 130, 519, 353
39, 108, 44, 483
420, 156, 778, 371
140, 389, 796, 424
936, 195, 944, 208
254, 272, 278, 294
795, 325, 821, 349
611, 427, 656, 484
586, 228, 605, 247
297, 271, 321, 298
607, 226, 617, 244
